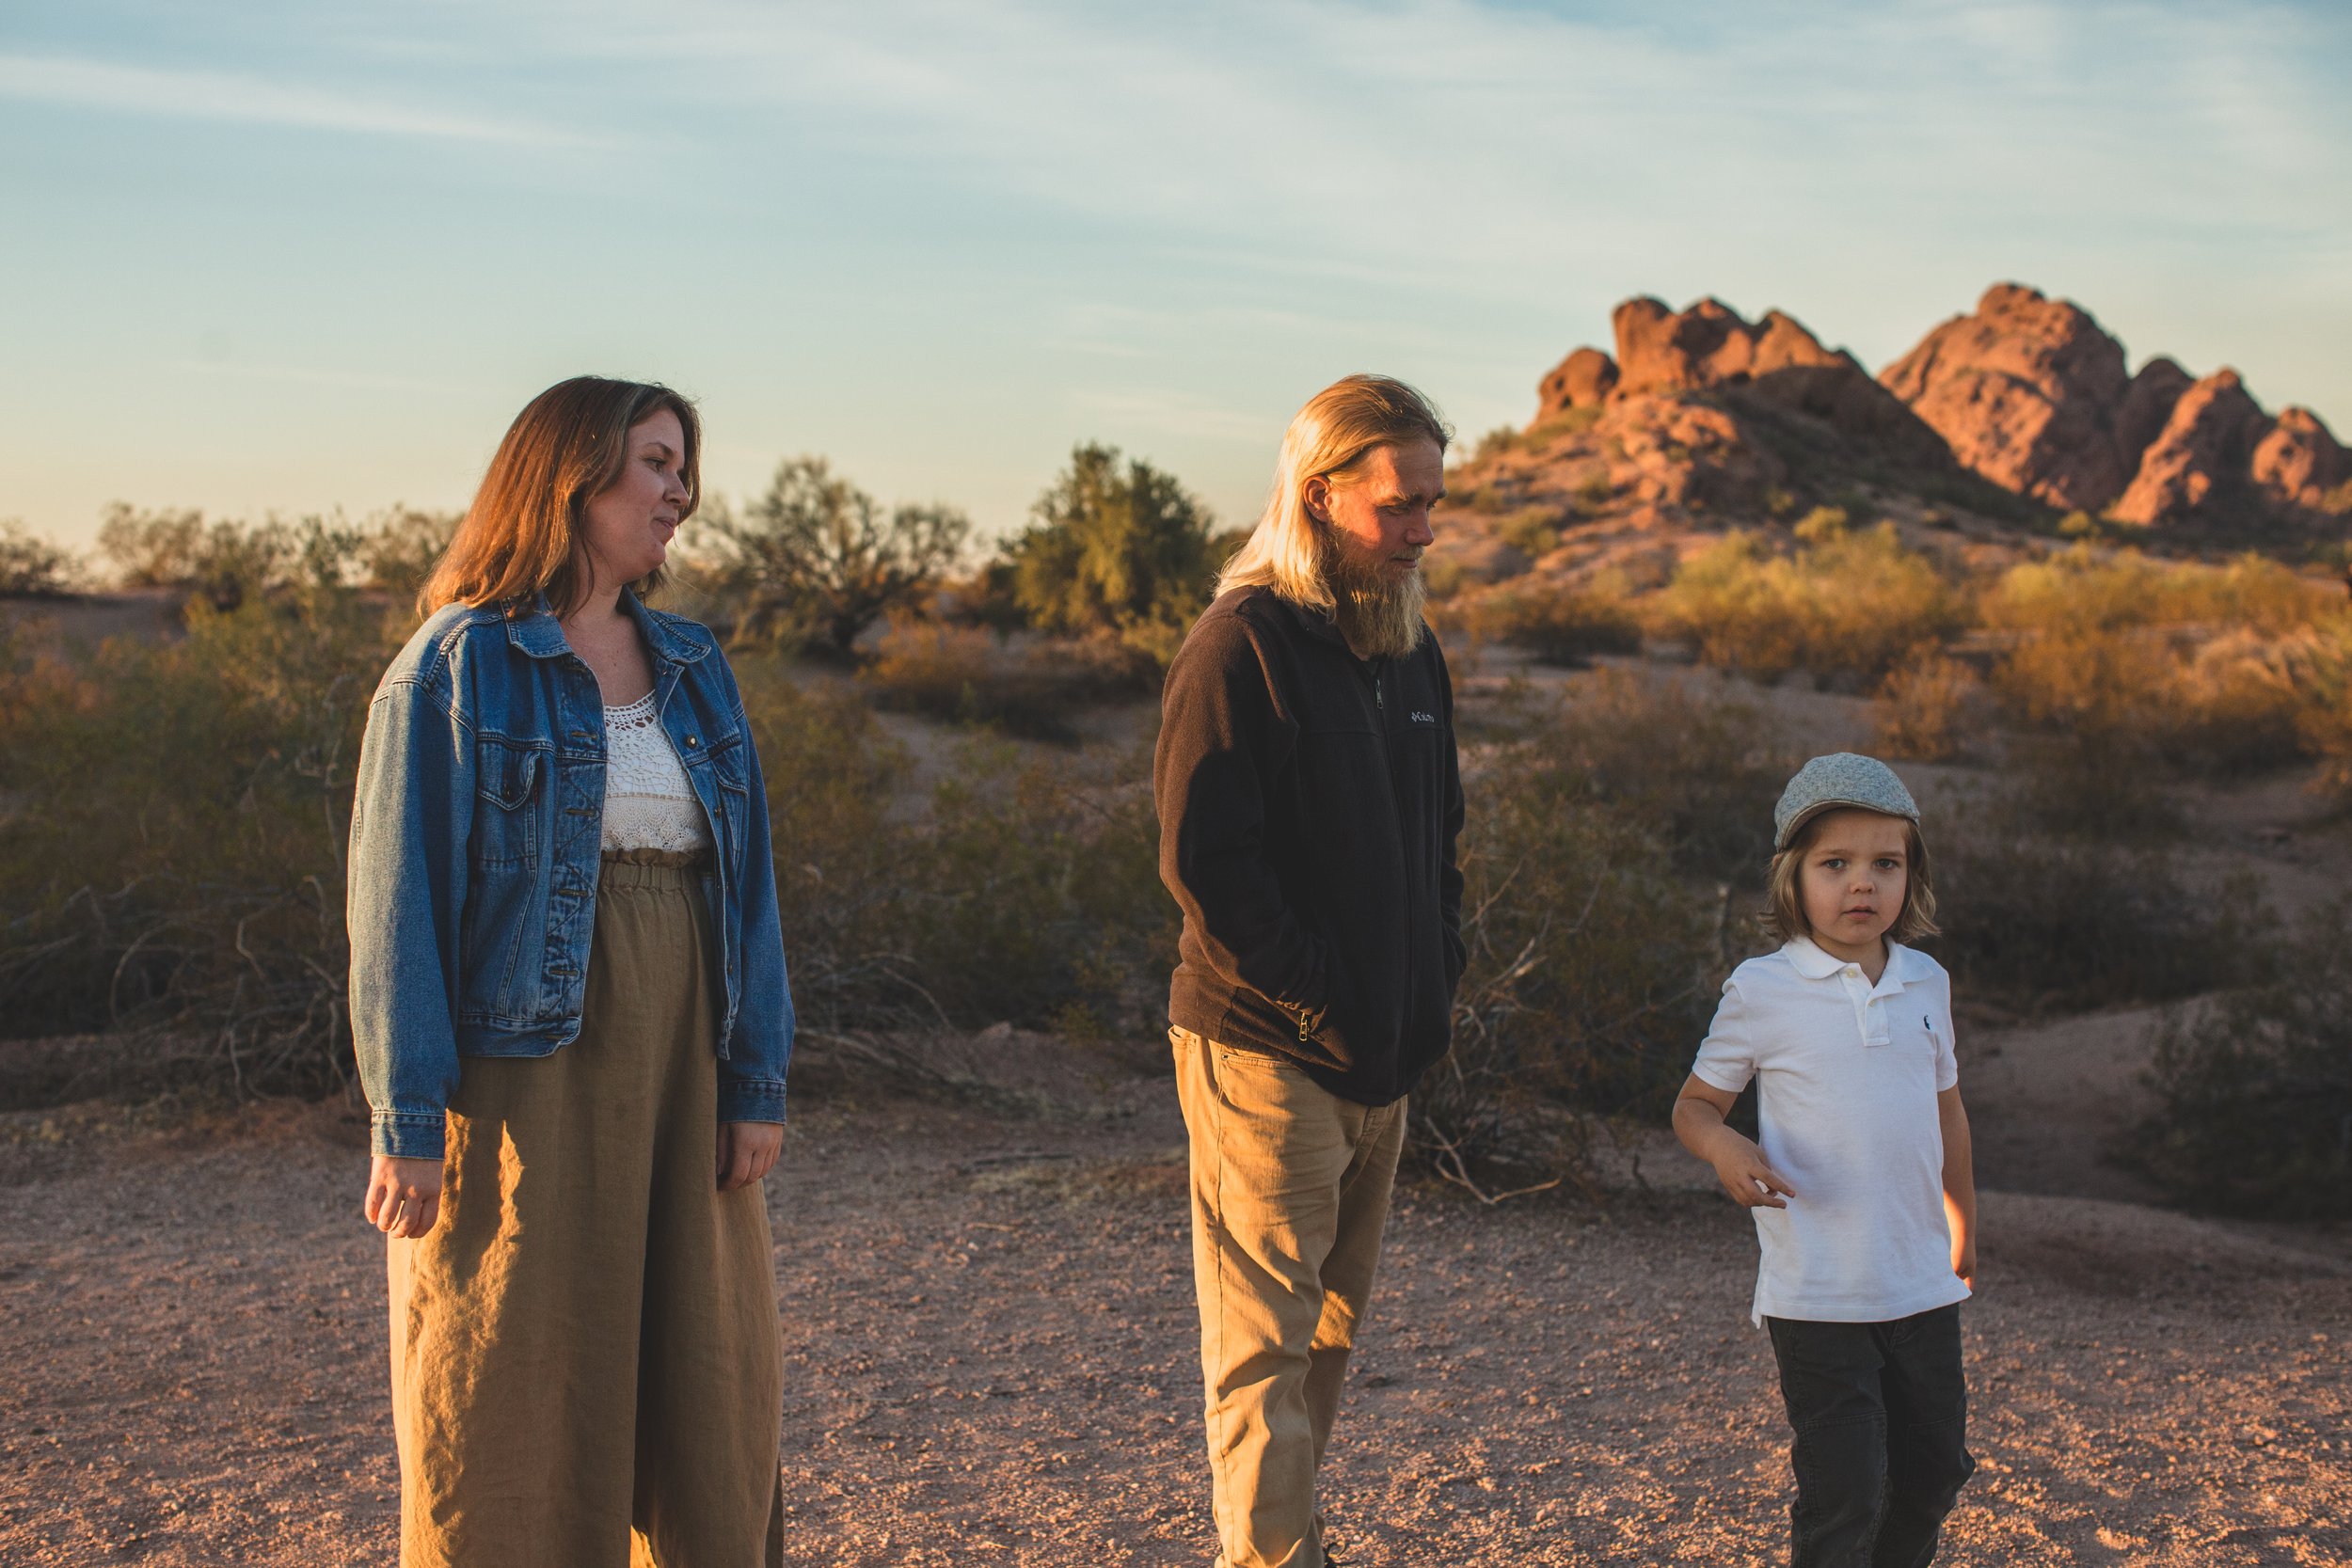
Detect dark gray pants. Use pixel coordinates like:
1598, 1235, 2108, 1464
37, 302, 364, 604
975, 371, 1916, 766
1765, 1306, 1975, 1568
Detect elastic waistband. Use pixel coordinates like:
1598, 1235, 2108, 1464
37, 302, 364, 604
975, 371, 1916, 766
599, 848, 709, 890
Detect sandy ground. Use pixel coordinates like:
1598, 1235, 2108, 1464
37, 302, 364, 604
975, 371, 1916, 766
4, 1035, 2347, 1568
8, 649, 2350, 1564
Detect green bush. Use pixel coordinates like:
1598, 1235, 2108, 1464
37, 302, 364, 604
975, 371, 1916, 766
1650, 522, 1960, 683
1458, 578, 1643, 667
695, 456, 970, 656
2137, 899, 2352, 1218
999, 442, 1229, 666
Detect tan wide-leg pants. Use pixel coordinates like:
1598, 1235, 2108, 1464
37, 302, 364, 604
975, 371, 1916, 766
389, 851, 786, 1568
1172, 1025, 1406, 1568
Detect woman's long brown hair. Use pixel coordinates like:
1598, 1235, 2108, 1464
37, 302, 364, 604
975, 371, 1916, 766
419, 376, 701, 619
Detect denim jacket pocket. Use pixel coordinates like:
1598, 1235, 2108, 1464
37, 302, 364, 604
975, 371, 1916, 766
470, 738, 544, 868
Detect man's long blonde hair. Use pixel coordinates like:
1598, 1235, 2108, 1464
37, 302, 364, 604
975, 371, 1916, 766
1216, 374, 1451, 613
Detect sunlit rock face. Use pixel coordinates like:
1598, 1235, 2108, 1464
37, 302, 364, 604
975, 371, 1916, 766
1877, 283, 2136, 512
1880, 282, 2346, 528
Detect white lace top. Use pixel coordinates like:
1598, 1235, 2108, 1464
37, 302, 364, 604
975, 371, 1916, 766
601, 692, 714, 854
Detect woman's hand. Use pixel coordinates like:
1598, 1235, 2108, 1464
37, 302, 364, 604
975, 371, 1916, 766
718, 1121, 784, 1192
365, 1155, 446, 1238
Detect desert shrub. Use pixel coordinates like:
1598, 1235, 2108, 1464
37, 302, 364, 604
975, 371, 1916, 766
1420, 556, 1470, 601
0, 521, 81, 597
1000, 442, 1229, 667
744, 658, 1167, 1030
1872, 651, 1985, 762
97, 504, 303, 610
355, 508, 460, 601
696, 456, 970, 656
2294, 619, 2352, 800
1535, 670, 1794, 883
1529, 405, 1605, 444
1467, 425, 1523, 464
1650, 521, 1960, 684
1982, 546, 2334, 637
2135, 899, 2352, 1218
1996, 732, 2184, 842
0, 587, 398, 1095
857, 618, 1146, 742
1985, 547, 2349, 777
1791, 504, 1849, 544
91, 504, 407, 609
1417, 742, 1720, 1195
735, 657, 1170, 1042
1497, 508, 1562, 558
1931, 813, 2264, 1012
1459, 577, 1642, 666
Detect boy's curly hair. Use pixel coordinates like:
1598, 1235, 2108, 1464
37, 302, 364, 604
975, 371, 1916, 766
1760, 811, 1940, 945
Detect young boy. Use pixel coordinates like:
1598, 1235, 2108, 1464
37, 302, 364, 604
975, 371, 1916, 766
1673, 753, 1979, 1568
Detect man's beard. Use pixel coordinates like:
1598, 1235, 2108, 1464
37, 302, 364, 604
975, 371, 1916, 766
1323, 534, 1427, 660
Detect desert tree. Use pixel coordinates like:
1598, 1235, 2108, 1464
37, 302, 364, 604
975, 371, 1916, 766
1001, 441, 1234, 663
700, 457, 970, 656
0, 520, 82, 597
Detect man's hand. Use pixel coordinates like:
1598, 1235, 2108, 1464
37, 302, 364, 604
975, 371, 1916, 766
1672, 1073, 1798, 1210
719, 1121, 784, 1192
365, 1155, 445, 1239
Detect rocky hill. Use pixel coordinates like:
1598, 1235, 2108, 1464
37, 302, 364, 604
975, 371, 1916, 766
1433, 283, 2347, 592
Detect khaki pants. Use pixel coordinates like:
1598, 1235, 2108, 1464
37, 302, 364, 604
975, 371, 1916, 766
389, 852, 786, 1568
1172, 1026, 1406, 1568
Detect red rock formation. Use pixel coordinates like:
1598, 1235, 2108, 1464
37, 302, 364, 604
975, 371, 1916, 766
2114, 356, 2194, 472
1536, 346, 1618, 416
1599, 396, 1785, 509
1609, 297, 1846, 394
2250, 407, 2347, 510
2109, 370, 2271, 525
1878, 283, 2133, 510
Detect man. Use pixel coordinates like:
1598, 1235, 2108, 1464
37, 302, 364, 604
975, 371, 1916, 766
1154, 374, 1467, 1568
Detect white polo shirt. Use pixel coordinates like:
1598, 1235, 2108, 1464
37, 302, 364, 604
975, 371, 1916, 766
1692, 937, 1968, 1327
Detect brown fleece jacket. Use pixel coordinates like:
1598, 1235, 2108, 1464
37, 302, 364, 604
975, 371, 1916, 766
1154, 585, 1466, 1106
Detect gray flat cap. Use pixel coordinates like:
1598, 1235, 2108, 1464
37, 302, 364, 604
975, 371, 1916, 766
1773, 752, 1920, 850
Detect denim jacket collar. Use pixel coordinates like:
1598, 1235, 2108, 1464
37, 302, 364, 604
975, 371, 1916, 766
501, 592, 713, 666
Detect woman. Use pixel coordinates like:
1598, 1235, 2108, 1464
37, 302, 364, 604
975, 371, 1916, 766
348, 376, 792, 1566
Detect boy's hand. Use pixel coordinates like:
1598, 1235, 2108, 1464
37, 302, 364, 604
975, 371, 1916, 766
1952, 1233, 1978, 1289
1673, 1074, 1795, 1209
1710, 1141, 1797, 1210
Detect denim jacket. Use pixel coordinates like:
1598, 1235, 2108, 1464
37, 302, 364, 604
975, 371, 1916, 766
347, 593, 794, 1161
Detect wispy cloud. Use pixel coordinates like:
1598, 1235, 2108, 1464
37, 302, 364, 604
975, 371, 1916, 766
0, 52, 596, 146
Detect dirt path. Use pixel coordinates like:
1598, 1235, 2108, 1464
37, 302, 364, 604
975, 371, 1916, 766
6, 1066, 2347, 1567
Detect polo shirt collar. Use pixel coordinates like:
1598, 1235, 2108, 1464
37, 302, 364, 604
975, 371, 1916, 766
1781, 935, 1927, 992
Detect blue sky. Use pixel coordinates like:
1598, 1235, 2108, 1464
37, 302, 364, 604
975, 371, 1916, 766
3, 0, 2347, 549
